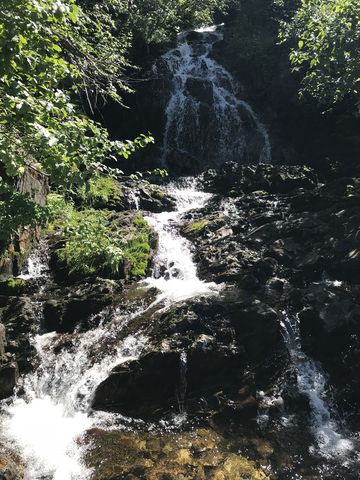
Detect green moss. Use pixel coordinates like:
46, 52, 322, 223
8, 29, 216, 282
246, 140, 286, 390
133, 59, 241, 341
184, 219, 208, 234
124, 232, 151, 278
6, 278, 26, 289
123, 214, 153, 279
151, 189, 165, 200
0, 278, 26, 296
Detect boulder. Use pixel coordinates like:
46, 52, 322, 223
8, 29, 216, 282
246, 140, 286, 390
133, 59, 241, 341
0, 361, 18, 400
0, 298, 39, 373
92, 351, 181, 419
92, 298, 289, 422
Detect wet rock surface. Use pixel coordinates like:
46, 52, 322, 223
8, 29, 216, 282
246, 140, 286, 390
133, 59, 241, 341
92, 297, 289, 423
89, 178, 177, 214
1, 164, 360, 479
42, 278, 123, 334
0, 297, 39, 374
0, 446, 24, 480
85, 428, 269, 480
177, 162, 360, 434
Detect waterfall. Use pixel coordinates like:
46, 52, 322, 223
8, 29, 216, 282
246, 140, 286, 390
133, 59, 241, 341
177, 351, 188, 415
280, 314, 354, 459
1, 310, 148, 480
18, 239, 50, 280
161, 25, 271, 169
144, 178, 220, 303
0, 180, 220, 479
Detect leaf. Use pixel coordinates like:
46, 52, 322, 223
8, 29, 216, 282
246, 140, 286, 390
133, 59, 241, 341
69, 4, 80, 23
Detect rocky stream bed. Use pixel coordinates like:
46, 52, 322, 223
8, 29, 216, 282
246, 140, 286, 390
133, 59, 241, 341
1, 163, 360, 479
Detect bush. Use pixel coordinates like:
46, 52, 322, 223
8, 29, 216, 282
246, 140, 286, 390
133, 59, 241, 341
47, 194, 154, 279
77, 175, 122, 206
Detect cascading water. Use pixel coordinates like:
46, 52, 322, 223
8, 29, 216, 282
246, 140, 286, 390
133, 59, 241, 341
18, 239, 50, 280
1, 311, 149, 480
0, 180, 219, 479
161, 25, 271, 169
280, 314, 355, 459
145, 178, 220, 303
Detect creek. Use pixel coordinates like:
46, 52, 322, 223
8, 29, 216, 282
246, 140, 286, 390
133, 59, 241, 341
0, 24, 359, 480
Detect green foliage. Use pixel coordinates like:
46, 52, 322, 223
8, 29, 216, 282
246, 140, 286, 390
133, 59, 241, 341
69, 0, 132, 105
47, 194, 123, 276
128, 0, 230, 45
78, 175, 122, 205
0, 0, 153, 246
1, 278, 26, 295
58, 209, 124, 276
48, 194, 153, 279
280, 0, 360, 105
123, 233, 152, 278
0, 190, 49, 242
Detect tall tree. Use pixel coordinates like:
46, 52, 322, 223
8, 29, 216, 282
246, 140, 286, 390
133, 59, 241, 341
0, 0, 152, 242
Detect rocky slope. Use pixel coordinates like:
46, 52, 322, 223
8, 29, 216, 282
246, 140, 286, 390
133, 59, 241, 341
0, 164, 359, 479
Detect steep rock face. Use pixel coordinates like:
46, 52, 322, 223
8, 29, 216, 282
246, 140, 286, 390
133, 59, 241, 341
176, 162, 360, 429
92, 297, 289, 422
0, 297, 39, 374
42, 278, 123, 334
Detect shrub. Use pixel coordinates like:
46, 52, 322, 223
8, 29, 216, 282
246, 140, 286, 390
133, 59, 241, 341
47, 194, 153, 279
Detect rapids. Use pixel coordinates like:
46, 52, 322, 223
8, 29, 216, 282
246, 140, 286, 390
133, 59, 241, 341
0, 180, 219, 479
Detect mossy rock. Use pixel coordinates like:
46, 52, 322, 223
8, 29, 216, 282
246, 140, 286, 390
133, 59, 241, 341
51, 210, 158, 282
183, 219, 208, 235
0, 278, 26, 296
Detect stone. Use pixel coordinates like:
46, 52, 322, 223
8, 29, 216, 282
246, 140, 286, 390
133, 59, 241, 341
85, 428, 269, 480
0, 298, 39, 373
92, 298, 288, 422
92, 351, 181, 420
0, 446, 24, 480
0, 361, 18, 400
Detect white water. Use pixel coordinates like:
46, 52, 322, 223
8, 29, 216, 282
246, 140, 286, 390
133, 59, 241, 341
18, 240, 49, 280
1, 180, 220, 479
145, 178, 220, 303
281, 314, 354, 459
161, 25, 271, 167
1, 312, 148, 479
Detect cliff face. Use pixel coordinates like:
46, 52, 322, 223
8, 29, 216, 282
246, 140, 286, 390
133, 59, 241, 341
0, 166, 49, 279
